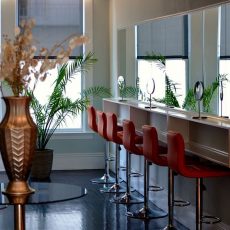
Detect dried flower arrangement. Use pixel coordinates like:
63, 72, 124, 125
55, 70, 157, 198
0, 19, 88, 96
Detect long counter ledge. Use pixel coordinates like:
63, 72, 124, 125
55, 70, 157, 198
103, 98, 230, 129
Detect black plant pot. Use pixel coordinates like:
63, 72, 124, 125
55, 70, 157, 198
30, 149, 53, 181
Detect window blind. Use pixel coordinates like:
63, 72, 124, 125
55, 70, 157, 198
136, 15, 188, 59
220, 3, 230, 58
18, 0, 83, 57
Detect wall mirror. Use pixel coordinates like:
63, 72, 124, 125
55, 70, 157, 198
117, 2, 230, 118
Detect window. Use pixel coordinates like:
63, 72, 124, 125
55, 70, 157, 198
30, 60, 82, 131
18, 0, 84, 131
219, 3, 230, 117
219, 60, 230, 117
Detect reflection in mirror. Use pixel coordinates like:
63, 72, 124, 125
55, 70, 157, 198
136, 14, 188, 108
219, 3, 230, 118
135, 3, 230, 118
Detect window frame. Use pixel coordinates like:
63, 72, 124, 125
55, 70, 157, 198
14, 0, 93, 135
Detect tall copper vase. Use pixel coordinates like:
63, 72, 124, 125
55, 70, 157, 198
0, 96, 37, 197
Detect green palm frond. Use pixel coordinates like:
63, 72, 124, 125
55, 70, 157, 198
82, 86, 112, 99
203, 79, 219, 112
182, 88, 197, 111
182, 78, 220, 113
55, 52, 97, 91
154, 75, 180, 108
27, 52, 100, 150
119, 86, 139, 98
145, 51, 166, 66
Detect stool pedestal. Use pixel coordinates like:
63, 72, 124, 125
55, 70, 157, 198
91, 142, 115, 184
111, 150, 143, 204
100, 144, 126, 193
127, 160, 167, 219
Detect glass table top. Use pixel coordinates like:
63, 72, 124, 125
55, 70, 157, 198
0, 182, 87, 205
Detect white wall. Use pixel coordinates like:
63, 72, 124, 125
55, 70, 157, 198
113, 0, 230, 29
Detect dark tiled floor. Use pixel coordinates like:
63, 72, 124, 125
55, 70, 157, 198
0, 170, 188, 230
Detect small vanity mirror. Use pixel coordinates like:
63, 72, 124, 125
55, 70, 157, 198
219, 76, 229, 118
118, 75, 127, 101
194, 81, 204, 101
145, 78, 156, 109
193, 81, 207, 119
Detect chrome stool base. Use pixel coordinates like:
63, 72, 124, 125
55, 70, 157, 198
111, 193, 143, 204
201, 215, 221, 224
100, 183, 126, 193
174, 199, 190, 207
129, 172, 143, 177
91, 174, 115, 184
126, 207, 167, 220
149, 185, 164, 192
163, 225, 177, 230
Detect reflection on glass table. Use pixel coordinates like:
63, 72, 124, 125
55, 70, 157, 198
0, 182, 87, 230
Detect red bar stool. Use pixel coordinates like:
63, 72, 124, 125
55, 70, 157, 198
87, 106, 97, 133
112, 119, 143, 204
100, 112, 126, 193
87, 106, 115, 184
126, 125, 168, 219
165, 131, 230, 230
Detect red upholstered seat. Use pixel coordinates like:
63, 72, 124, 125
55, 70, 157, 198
122, 120, 143, 155
106, 113, 123, 145
142, 125, 168, 167
88, 108, 115, 185
166, 131, 230, 229
87, 106, 97, 132
97, 111, 109, 141
167, 131, 230, 178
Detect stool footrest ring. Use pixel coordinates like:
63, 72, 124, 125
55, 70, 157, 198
149, 185, 164, 192
106, 157, 115, 162
201, 215, 221, 224
119, 166, 126, 171
0, 205, 8, 210
129, 172, 144, 177
173, 199, 190, 207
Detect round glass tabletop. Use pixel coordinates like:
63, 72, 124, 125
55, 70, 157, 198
0, 182, 87, 205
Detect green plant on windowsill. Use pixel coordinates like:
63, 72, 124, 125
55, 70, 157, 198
182, 74, 228, 113
153, 75, 180, 108
145, 52, 180, 108
27, 52, 111, 179
118, 76, 139, 100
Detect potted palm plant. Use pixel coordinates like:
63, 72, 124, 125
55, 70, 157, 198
27, 53, 111, 180
0, 19, 92, 194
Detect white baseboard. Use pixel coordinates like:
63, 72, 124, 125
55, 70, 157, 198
52, 152, 105, 170
0, 152, 105, 171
